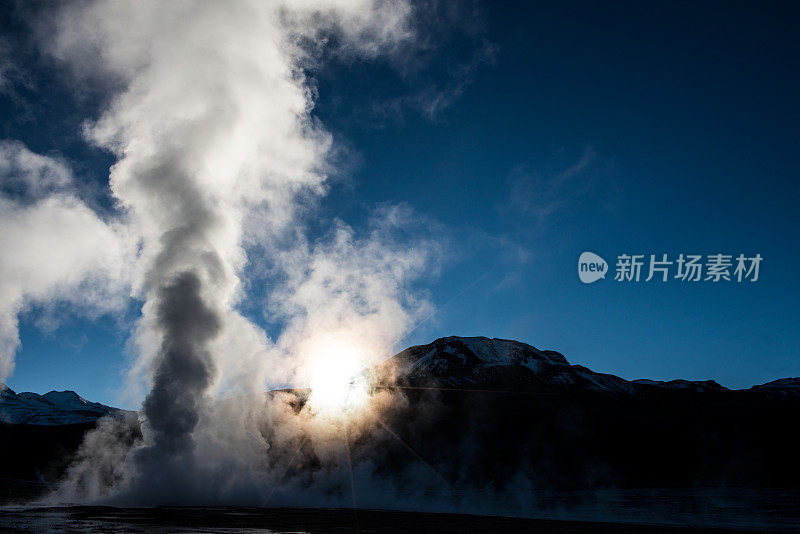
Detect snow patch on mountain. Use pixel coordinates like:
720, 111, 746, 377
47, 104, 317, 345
0, 384, 128, 425
381, 336, 574, 387
381, 336, 798, 398
382, 336, 632, 393
572, 366, 640, 396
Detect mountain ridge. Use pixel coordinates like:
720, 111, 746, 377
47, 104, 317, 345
1, 336, 800, 508
379, 335, 799, 397
0, 384, 128, 425
2, 335, 798, 425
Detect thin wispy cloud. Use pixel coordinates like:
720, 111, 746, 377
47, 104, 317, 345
503, 146, 601, 230
380, 38, 498, 121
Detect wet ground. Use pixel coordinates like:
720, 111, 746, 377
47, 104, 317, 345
0, 505, 798, 534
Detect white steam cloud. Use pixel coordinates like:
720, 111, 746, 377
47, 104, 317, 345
0, 140, 133, 382
269, 205, 439, 390
0, 0, 444, 505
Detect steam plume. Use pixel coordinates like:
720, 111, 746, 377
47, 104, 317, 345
38, 0, 424, 503
0, 140, 132, 382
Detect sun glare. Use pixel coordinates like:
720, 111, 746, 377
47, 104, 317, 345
307, 340, 370, 416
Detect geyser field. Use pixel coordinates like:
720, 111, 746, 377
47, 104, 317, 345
1, 0, 798, 532
3, 337, 800, 532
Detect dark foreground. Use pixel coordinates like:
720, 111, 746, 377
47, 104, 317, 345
0, 506, 797, 534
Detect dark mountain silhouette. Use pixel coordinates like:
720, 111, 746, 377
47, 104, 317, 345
1, 336, 799, 515
359, 337, 800, 492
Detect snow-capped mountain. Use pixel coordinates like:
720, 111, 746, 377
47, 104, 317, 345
378, 336, 656, 396
378, 336, 797, 397
3, 336, 797, 425
379, 336, 572, 385
0, 384, 126, 425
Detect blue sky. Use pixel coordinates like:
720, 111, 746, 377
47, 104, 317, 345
2, 1, 799, 408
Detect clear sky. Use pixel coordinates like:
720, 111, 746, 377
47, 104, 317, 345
2, 1, 798, 408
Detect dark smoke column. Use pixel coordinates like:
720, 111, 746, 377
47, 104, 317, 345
131, 272, 221, 499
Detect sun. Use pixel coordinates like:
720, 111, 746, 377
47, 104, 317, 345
307, 339, 370, 416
